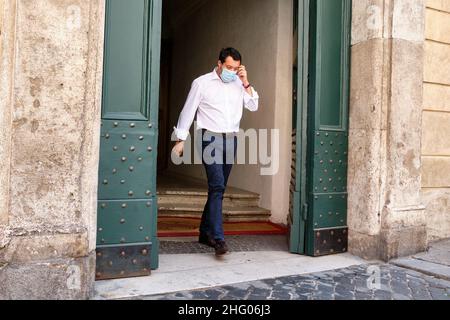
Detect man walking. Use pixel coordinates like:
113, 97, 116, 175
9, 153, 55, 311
172, 47, 259, 256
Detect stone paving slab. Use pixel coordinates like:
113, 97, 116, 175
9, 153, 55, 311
391, 258, 450, 281
413, 239, 450, 267
135, 264, 450, 300
391, 238, 450, 281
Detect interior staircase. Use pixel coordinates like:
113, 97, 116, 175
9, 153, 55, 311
157, 173, 271, 223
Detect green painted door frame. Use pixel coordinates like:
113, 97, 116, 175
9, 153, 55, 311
289, 0, 310, 255
290, 0, 352, 256
96, 0, 162, 280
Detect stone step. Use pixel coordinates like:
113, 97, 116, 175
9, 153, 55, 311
156, 173, 270, 222
157, 192, 260, 207
158, 203, 271, 222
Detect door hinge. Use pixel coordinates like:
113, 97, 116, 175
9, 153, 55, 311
302, 203, 308, 221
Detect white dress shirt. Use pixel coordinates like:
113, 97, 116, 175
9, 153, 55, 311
173, 67, 259, 141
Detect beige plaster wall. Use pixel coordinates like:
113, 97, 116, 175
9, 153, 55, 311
166, 0, 293, 224
421, 0, 450, 241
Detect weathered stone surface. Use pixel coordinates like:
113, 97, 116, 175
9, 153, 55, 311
392, 0, 425, 42
352, 0, 425, 44
0, 232, 89, 264
10, 0, 92, 232
348, 0, 428, 261
0, 0, 16, 229
348, 231, 381, 261
386, 39, 424, 208
421, 189, 450, 241
351, 0, 384, 45
349, 39, 384, 131
380, 225, 428, 261
0, 253, 95, 300
348, 128, 383, 236
0, 0, 105, 299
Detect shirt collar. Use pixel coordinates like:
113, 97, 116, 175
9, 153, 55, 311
210, 67, 222, 81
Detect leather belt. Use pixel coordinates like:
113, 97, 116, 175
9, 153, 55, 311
201, 128, 237, 138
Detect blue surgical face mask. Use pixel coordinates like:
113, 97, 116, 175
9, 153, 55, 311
220, 67, 237, 83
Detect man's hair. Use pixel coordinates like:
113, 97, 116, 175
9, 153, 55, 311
219, 47, 242, 64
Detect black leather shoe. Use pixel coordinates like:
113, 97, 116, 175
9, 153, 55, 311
199, 233, 216, 248
214, 240, 229, 256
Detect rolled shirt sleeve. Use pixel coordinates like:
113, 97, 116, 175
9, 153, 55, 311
243, 86, 259, 112
173, 79, 202, 141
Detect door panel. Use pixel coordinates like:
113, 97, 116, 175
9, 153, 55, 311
96, 0, 162, 281
290, 0, 351, 256
305, 0, 351, 256
102, 0, 152, 120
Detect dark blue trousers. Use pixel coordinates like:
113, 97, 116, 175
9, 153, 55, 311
199, 129, 238, 241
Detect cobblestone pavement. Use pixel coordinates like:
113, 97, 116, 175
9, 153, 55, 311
137, 264, 450, 300
160, 235, 289, 254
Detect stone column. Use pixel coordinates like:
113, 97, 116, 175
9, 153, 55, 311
0, 0, 105, 299
348, 0, 427, 261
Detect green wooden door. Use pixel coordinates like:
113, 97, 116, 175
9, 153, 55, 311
290, 0, 351, 256
96, 0, 162, 280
